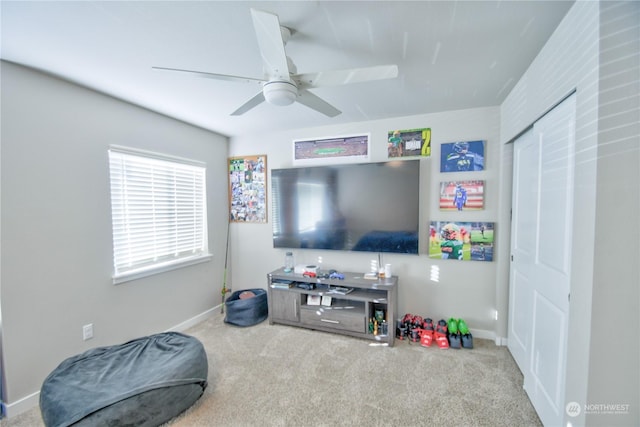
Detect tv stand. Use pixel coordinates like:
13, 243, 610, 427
267, 268, 397, 346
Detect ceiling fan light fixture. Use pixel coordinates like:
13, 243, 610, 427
263, 81, 298, 106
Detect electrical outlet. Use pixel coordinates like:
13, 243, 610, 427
83, 323, 94, 341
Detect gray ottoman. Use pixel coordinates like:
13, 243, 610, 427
40, 332, 207, 427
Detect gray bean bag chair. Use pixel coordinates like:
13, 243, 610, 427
40, 332, 207, 427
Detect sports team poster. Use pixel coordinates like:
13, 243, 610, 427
440, 140, 485, 172
429, 221, 494, 261
228, 155, 267, 223
293, 134, 369, 164
388, 128, 431, 158
439, 180, 485, 211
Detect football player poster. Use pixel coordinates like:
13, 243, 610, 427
429, 221, 494, 261
439, 180, 485, 211
440, 140, 485, 172
387, 128, 431, 158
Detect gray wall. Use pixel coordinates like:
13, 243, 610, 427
501, 1, 639, 425
229, 106, 503, 339
0, 61, 229, 415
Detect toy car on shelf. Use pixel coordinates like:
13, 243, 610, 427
329, 272, 345, 280
302, 271, 317, 278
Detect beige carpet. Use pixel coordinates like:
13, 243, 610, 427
1, 312, 541, 427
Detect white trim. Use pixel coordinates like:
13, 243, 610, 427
495, 336, 508, 346
3, 391, 39, 419
113, 254, 212, 285
165, 305, 220, 333
468, 328, 493, 341
109, 145, 205, 167
467, 328, 507, 346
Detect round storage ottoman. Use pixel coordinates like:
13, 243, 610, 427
40, 332, 207, 427
224, 288, 268, 327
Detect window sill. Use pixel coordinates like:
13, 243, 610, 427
113, 254, 212, 285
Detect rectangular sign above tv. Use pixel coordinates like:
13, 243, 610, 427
292, 133, 370, 166
271, 160, 420, 254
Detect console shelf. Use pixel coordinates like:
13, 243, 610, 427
267, 268, 397, 346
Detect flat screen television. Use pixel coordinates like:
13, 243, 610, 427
271, 160, 420, 254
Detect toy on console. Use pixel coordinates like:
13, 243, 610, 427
329, 271, 345, 280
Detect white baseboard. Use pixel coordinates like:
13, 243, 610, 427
166, 305, 220, 332
468, 328, 508, 346
4, 391, 40, 419
495, 336, 508, 346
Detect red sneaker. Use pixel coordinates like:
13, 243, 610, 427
422, 318, 435, 332
436, 335, 450, 349
420, 331, 433, 347
411, 315, 423, 329
435, 319, 448, 336
434, 319, 449, 349
402, 313, 413, 330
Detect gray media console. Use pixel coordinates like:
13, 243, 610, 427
267, 268, 397, 346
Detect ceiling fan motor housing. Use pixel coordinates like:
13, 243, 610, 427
263, 81, 298, 106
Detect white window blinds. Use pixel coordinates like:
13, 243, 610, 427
108, 147, 209, 283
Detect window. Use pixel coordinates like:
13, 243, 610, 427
108, 146, 209, 284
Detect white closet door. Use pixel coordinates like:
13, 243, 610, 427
508, 93, 576, 426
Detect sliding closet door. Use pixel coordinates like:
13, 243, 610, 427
508, 127, 536, 371
508, 93, 576, 426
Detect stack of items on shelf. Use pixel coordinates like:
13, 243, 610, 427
396, 314, 473, 349
368, 309, 389, 336
270, 279, 294, 289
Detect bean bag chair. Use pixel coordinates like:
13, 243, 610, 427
224, 288, 268, 327
40, 332, 207, 427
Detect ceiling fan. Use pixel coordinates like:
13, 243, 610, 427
152, 8, 399, 117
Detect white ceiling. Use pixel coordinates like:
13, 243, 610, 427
1, 1, 574, 137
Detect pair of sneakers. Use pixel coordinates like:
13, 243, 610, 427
420, 318, 450, 349
448, 318, 473, 349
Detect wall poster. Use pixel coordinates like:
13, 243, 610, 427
293, 134, 369, 165
439, 180, 485, 211
228, 155, 267, 223
440, 140, 485, 172
429, 221, 495, 261
387, 128, 431, 158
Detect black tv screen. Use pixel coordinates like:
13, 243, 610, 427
271, 160, 420, 254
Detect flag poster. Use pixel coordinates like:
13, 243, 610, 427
439, 180, 485, 211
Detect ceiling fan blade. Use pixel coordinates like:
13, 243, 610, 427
250, 9, 290, 80
152, 66, 264, 84
231, 91, 266, 116
296, 90, 341, 117
295, 65, 399, 89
